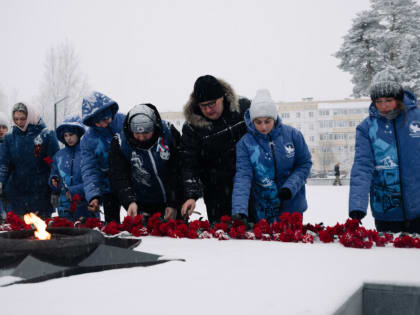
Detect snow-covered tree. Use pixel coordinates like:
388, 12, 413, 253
38, 40, 89, 128
335, 0, 420, 97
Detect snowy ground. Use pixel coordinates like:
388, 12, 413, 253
2, 186, 420, 315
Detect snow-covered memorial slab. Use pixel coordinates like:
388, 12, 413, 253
1, 186, 420, 314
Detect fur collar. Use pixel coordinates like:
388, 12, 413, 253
183, 78, 240, 128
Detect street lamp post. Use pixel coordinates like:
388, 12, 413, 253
54, 96, 69, 130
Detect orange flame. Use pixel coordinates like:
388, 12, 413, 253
24, 213, 51, 240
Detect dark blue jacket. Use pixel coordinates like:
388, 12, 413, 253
350, 91, 420, 221
49, 115, 94, 220
0, 120, 59, 216
232, 110, 312, 222
80, 92, 124, 203
0, 136, 11, 216
109, 104, 183, 210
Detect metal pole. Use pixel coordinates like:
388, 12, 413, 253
53, 96, 69, 130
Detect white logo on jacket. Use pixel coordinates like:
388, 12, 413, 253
409, 121, 420, 137
376, 156, 398, 170
160, 150, 170, 160
284, 143, 295, 158
34, 134, 43, 145
131, 152, 152, 186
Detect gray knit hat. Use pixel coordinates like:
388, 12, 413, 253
370, 68, 404, 101
129, 104, 157, 133
12, 102, 28, 115
250, 89, 278, 121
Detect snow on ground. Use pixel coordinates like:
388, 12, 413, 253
2, 185, 420, 315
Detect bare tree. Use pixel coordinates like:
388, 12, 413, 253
316, 141, 336, 175
38, 40, 89, 128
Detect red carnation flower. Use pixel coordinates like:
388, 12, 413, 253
83, 218, 103, 229
271, 221, 283, 233
364, 240, 373, 249
302, 234, 314, 244
228, 228, 237, 239
394, 235, 415, 248
103, 222, 121, 235
333, 223, 345, 236
133, 214, 144, 228
375, 237, 388, 247
344, 218, 360, 232
220, 215, 232, 224
290, 212, 303, 230
121, 215, 136, 232
43, 156, 53, 166
261, 234, 271, 241
199, 220, 211, 231
189, 220, 201, 232
214, 223, 228, 232
187, 229, 198, 239
384, 233, 394, 242
352, 238, 364, 248
235, 225, 247, 238
159, 222, 169, 235
245, 232, 255, 240
214, 229, 229, 240
199, 230, 212, 239
279, 212, 291, 223
339, 231, 354, 247
319, 230, 334, 243
255, 219, 271, 234
253, 226, 262, 239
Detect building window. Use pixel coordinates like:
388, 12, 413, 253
281, 112, 290, 119
308, 111, 314, 118
296, 112, 301, 118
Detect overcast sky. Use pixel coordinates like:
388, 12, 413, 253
1, 0, 373, 113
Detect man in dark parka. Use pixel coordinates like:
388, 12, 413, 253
180, 75, 250, 223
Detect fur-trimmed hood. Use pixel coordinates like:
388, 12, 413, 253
183, 78, 240, 128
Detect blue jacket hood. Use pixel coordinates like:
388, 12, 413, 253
56, 115, 85, 144
82, 91, 119, 127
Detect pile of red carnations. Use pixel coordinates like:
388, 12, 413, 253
1, 211, 420, 249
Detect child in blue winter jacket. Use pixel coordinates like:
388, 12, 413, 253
80, 91, 125, 223
232, 89, 312, 223
349, 68, 420, 233
0, 112, 9, 220
0, 102, 59, 217
50, 115, 97, 221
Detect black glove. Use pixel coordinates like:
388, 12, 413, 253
349, 210, 366, 222
278, 188, 292, 201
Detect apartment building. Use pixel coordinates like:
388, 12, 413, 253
278, 98, 370, 174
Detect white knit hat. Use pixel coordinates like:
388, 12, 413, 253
0, 111, 9, 128
250, 89, 278, 121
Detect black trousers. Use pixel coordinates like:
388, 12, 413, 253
375, 218, 420, 234
102, 193, 121, 223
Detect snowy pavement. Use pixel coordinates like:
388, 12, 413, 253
2, 186, 420, 315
